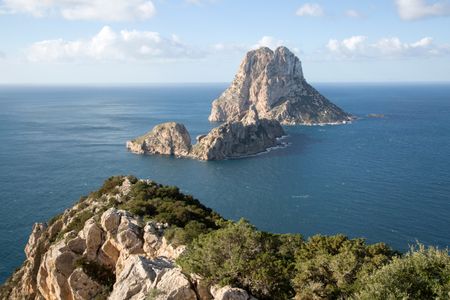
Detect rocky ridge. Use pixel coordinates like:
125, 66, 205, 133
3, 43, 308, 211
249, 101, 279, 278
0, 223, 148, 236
0, 176, 255, 300
126, 108, 285, 160
209, 46, 352, 125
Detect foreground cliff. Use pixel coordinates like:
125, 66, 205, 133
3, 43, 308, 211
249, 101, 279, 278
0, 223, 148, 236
2, 176, 450, 300
209, 46, 352, 125
126, 108, 285, 160
0, 176, 254, 300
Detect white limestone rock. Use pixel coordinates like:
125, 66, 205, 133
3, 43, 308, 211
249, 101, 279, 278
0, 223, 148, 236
209, 46, 352, 125
126, 122, 192, 156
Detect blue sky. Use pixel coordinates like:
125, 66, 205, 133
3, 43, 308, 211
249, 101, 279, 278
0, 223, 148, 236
1, 0, 450, 83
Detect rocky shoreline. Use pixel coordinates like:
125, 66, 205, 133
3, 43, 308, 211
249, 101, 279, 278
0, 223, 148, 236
126, 107, 285, 161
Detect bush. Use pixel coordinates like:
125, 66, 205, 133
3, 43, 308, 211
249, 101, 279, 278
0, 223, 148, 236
118, 180, 223, 243
293, 234, 395, 299
177, 219, 303, 299
92, 176, 124, 198
164, 220, 211, 246
355, 244, 450, 299
56, 210, 94, 240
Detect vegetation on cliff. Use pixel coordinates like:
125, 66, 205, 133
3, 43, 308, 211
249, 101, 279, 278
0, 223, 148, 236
1, 176, 449, 300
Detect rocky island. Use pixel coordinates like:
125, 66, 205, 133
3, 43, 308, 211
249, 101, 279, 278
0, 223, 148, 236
126, 107, 285, 160
209, 46, 352, 125
2, 176, 449, 300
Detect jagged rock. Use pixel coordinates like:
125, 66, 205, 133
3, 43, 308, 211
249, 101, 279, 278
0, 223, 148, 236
80, 218, 103, 260
68, 268, 102, 300
154, 268, 197, 300
191, 107, 285, 160
209, 46, 352, 125
127, 108, 285, 161
67, 236, 86, 255
116, 215, 143, 254
126, 122, 192, 156
101, 208, 122, 234
109, 255, 172, 300
25, 223, 47, 259
211, 285, 254, 300
37, 239, 79, 300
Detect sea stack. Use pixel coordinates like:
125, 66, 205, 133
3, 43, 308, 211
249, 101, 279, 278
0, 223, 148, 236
126, 108, 285, 160
209, 46, 352, 125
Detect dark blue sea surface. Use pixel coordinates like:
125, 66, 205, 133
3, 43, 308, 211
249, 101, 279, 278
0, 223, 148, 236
1, 83, 450, 283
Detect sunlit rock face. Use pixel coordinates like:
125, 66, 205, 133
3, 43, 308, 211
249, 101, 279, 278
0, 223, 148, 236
209, 46, 352, 125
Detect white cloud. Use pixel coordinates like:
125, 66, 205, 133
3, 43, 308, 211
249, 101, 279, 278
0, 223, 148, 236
2, 0, 156, 21
0, 50, 5, 59
296, 3, 324, 17
345, 9, 363, 18
327, 36, 367, 58
252, 36, 285, 50
326, 35, 449, 59
27, 26, 204, 63
395, 0, 450, 20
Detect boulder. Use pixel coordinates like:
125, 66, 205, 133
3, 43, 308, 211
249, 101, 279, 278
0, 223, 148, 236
109, 255, 172, 300
154, 268, 197, 300
211, 285, 253, 300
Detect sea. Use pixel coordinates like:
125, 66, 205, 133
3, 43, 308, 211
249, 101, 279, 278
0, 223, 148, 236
1, 83, 450, 283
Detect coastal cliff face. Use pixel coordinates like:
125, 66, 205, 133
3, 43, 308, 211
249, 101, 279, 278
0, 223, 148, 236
3, 176, 448, 300
0, 176, 254, 300
126, 109, 285, 160
191, 107, 284, 160
209, 46, 352, 125
125, 122, 192, 156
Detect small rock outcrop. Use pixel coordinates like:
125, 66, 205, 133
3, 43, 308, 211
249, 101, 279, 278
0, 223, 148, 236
126, 122, 192, 156
126, 109, 285, 161
191, 107, 285, 160
209, 46, 352, 125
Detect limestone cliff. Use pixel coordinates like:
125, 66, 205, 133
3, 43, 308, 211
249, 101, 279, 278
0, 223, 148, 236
191, 106, 285, 160
126, 109, 285, 161
0, 176, 255, 300
126, 122, 192, 156
209, 46, 352, 125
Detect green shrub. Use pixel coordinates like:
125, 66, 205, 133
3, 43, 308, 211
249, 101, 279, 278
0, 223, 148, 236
293, 234, 396, 299
177, 219, 302, 300
119, 181, 222, 230
164, 220, 211, 246
56, 210, 94, 241
355, 244, 450, 300
92, 176, 124, 198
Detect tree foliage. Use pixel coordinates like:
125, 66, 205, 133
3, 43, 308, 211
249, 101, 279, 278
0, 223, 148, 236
177, 219, 302, 299
356, 244, 450, 300
293, 234, 396, 299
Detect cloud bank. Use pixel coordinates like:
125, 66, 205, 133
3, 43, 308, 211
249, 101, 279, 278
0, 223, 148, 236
2, 0, 156, 21
27, 26, 204, 62
395, 0, 450, 20
326, 35, 449, 59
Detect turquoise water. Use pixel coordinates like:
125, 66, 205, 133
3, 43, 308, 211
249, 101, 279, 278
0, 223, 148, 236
1, 83, 450, 283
